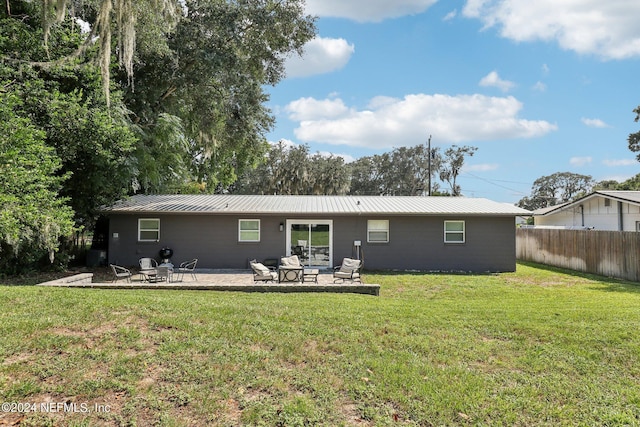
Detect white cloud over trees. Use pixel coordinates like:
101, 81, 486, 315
285, 93, 557, 149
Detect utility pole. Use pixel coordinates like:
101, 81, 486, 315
427, 134, 432, 196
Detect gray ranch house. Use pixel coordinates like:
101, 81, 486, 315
103, 194, 530, 272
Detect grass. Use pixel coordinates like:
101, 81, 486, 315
1, 262, 640, 426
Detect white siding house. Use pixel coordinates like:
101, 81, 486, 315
532, 191, 640, 231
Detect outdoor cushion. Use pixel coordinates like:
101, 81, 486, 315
334, 257, 362, 283
338, 258, 361, 273
250, 261, 271, 275
280, 255, 301, 267
250, 260, 278, 282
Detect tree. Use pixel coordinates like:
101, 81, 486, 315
628, 105, 640, 161
16, 0, 182, 106
349, 156, 386, 196
0, 91, 74, 273
617, 174, 640, 190
233, 142, 350, 195
6, 0, 316, 194
121, 0, 316, 192
594, 174, 640, 191
438, 145, 477, 196
1, 6, 137, 230
349, 145, 443, 196
517, 172, 594, 210
307, 152, 351, 195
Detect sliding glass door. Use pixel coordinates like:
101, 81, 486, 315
286, 220, 332, 268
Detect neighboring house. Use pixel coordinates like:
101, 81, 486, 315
532, 191, 640, 231
102, 194, 530, 272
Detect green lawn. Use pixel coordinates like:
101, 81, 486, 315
1, 263, 639, 426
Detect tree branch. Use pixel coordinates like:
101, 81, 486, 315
1, 79, 16, 92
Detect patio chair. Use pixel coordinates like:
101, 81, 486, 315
110, 264, 132, 283
154, 266, 171, 283
139, 257, 158, 270
280, 255, 301, 268
250, 259, 278, 283
278, 255, 303, 282
138, 257, 158, 282
176, 258, 198, 282
333, 258, 363, 283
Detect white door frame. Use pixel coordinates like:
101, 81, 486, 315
285, 219, 333, 268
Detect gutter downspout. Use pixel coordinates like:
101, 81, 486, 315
618, 201, 624, 231
579, 204, 584, 227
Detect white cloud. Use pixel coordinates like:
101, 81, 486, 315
542, 63, 550, 75
462, 0, 640, 60
367, 96, 401, 109
305, 0, 438, 22
285, 97, 351, 121
570, 156, 593, 167
464, 163, 499, 172
581, 117, 609, 128
479, 71, 515, 92
443, 9, 458, 21
532, 81, 547, 92
284, 37, 355, 78
286, 93, 557, 149
603, 159, 636, 167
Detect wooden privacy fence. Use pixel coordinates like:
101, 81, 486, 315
516, 228, 640, 282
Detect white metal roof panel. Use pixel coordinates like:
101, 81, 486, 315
104, 195, 531, 216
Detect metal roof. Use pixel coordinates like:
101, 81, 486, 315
103, 194, 531, 216
597, 190, 640, 204
533, 191, 640, 216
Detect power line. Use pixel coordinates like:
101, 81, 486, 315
460, 171, 530, 196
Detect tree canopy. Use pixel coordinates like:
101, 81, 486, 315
517, 172, 594, 210
124, 0, 316, 192
349, 145, 441, 196
594, 173, 640, 191
233, 142, 477, 197
628, 105, 640, 162
234, 142, 350, 195
1, 0, 316, 271
0, 91, 74, 273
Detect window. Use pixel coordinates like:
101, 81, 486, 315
138, 218, 160, 242
604, 198, 611, 207
368, 220, 389, 243
239, 219, 260, 242
444, 220, 465, 243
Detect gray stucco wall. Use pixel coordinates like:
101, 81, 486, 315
107, 214, 517, 272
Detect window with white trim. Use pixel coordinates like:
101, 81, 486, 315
444, 220, 465, 243
138, 218, 160, 242
239, 219, 260, 242
368, 219, 389, 243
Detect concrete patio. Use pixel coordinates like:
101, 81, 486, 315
38, 269, 380, 296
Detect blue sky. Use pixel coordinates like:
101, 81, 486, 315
265, 0, 640, 203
